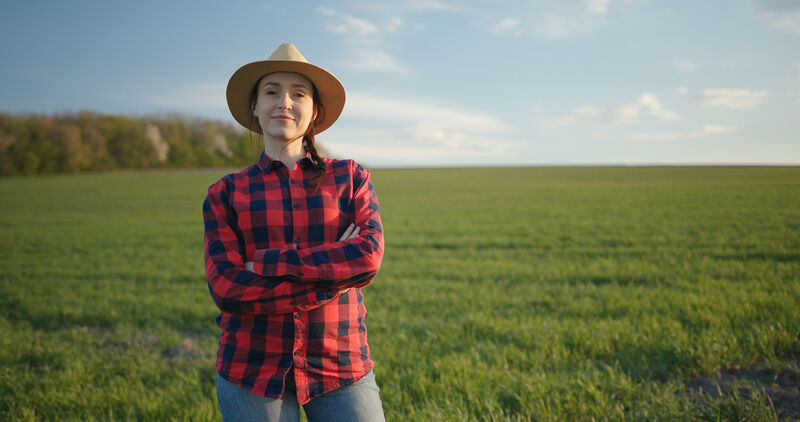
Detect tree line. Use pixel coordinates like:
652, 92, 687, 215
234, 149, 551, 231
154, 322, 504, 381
0, 111, 316, 176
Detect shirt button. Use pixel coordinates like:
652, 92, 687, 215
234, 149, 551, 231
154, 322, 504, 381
294, 350, 300, 356
294, 313, 300, 319
298, 272, 303, 277
293, 203, 300, 209
290, 180, 295, 184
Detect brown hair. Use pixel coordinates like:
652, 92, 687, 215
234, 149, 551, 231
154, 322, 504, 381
249, 75, 327, 192
304, 90, 327, 192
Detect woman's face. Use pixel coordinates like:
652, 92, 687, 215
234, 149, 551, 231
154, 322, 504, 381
252, 72, 315, 143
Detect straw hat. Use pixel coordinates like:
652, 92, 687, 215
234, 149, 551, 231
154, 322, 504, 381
226, 43, 346, 134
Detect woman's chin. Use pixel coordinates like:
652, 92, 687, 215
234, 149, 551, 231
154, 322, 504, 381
263, 131, 303, 144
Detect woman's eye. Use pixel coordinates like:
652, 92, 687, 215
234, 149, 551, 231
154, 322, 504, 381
265, 90, 277, 95
293, 92, 306, 98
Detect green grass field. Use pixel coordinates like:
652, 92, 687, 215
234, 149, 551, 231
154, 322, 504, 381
1, 166, 799, 421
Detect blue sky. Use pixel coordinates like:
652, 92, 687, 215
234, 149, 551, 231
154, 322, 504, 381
1, 0, 798, 166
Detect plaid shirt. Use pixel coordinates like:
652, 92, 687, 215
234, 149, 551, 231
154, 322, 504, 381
203, 151, 384, 405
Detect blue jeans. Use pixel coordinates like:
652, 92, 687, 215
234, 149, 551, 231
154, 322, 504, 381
216, 370, 386, 422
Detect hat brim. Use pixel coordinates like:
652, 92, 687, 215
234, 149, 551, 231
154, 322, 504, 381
226, 60, 345, 135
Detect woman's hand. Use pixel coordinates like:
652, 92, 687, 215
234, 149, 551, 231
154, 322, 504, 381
337, 223, 360, 294
338, 223, 360, 242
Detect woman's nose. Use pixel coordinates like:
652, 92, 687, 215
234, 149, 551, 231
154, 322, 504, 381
276, 93, 292, 110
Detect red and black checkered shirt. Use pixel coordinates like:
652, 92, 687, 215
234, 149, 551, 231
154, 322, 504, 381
203, 151, 384, 404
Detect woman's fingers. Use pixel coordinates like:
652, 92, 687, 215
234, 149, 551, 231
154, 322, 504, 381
338, 223, 362, 241
339, 223, 355, 241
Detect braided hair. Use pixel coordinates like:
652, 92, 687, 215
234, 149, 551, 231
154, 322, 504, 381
303, 87, 327, 192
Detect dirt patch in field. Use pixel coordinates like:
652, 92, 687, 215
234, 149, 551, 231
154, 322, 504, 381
685, 349, 800, 419
163, 335, 207, 364
94, 329, 211, 364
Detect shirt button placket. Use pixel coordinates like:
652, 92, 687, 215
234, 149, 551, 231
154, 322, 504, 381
289, 169, 305, 251
293, 312, 305, 366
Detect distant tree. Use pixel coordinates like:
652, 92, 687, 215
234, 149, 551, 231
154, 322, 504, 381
55, 123, 91, 172
0, 111, 339, 176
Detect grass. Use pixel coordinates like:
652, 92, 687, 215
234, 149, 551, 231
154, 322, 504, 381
1, 166, 798, 421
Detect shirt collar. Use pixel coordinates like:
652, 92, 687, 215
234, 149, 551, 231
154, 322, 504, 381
257, 150, 319, 174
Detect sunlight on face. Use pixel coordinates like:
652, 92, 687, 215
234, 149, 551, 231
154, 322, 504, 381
252, 72, 315, 144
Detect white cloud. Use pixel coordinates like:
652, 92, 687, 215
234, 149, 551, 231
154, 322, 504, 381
628, 125, 737, 141
316, 7, 379, 35
325, 14, 379, 35
768, 13, 800, 35
763, 14, 800, 34
343, 49, 409, 74
583, 0, 611, 15
323, 128, 521, 165
399, 0, 461, 12
611, 93, 680, 123
527, 1, 636, 38
690, 125, 737, 136
316, 7, 408, 34
323, 133, 520, 165
678, 86, 688, 95
317, 6, 336, 16
386, 18, 403, 32
320, 92, 517, 165
346, 92, 504, 132
316, 8, 408, 74
754, 0, 800, 35
489, 18, 523, 36
692, 88, 769, 110
483, 6, 609, 40
537, 106, 601, 128
538, 93, 679, 128
628, 132, 683, 141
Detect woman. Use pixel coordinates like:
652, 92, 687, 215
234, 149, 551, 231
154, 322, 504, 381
203, 43, 386, 421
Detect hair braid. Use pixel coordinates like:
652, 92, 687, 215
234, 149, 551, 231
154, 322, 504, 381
304, 97, 327, 192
